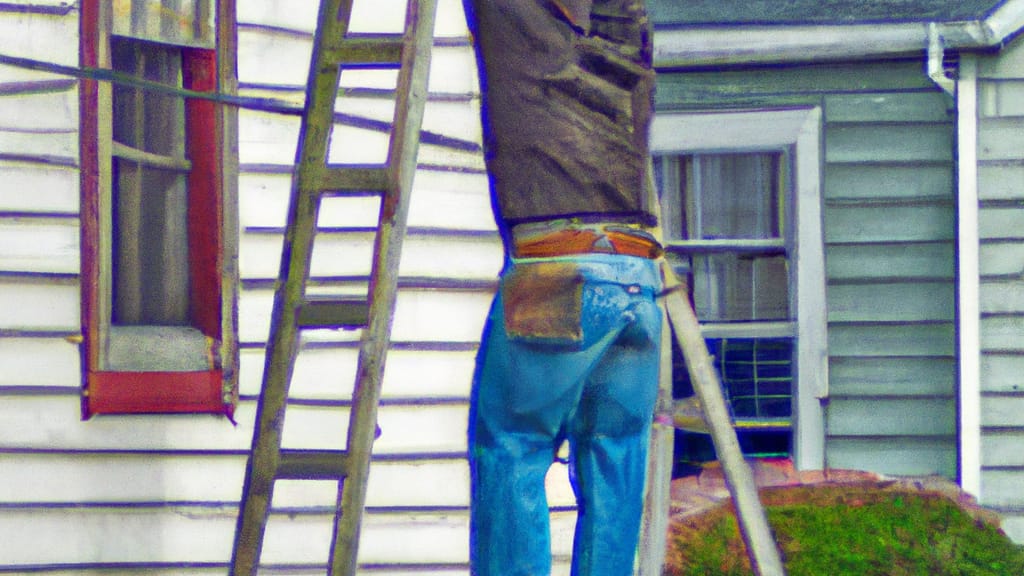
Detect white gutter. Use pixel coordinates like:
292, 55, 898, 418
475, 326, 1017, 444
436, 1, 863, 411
956, 56, 982, 500
987, 0, 1024, 41
652, 4, 1024, 68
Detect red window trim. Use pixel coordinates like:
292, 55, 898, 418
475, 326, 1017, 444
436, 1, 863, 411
80, 0, 231, 419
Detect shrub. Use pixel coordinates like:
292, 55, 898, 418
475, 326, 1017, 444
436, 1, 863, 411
665, 485, 1024, 576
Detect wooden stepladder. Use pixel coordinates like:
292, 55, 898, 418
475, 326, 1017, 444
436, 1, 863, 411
230, 1, 437, 574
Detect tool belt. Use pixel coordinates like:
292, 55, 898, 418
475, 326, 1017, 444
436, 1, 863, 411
511, 222, 662, 260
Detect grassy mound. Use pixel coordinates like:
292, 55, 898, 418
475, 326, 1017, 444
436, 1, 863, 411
665, 484, 1024, 576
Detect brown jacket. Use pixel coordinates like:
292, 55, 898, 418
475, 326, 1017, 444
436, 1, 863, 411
465, 0, 658, 228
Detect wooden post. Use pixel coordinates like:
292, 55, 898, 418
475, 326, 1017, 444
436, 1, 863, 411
660, 263, 787, 576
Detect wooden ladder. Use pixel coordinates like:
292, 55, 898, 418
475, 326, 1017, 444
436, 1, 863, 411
230, 0, 437, 574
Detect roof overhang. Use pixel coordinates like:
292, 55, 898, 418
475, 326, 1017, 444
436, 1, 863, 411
653, 0, 1024, 68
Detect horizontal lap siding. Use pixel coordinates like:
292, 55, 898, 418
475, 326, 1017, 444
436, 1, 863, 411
822, 85, 956, 477
0, 0, 550, 573
977, 35, 1024, 537
656, 60, 957, 478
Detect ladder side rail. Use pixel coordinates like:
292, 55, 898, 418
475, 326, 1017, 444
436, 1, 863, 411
661, 266, 787, 576
329, 3, 439, 574
230, 0, 352, 573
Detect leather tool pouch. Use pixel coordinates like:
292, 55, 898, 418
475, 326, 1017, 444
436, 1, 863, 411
502, 261, 584, 346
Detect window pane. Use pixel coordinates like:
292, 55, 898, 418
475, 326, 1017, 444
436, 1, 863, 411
670, 337, 793, 465
685, 153, 781, 240
111, 38, 190, 326
113, 163, 190, 325
715, 338, 793, 420
691, 253, 789, 321
112, 0, 214, 47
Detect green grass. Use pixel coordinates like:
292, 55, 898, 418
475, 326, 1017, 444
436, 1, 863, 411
665, 485, 1024, 576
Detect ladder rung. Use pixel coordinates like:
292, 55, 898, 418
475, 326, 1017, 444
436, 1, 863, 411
277, 449, 350, 480
326, 36, 404, 67
318, 166, 390, 195
298, 298, 371, 329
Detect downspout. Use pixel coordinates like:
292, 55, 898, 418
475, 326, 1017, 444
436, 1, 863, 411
929, 22, 982, 498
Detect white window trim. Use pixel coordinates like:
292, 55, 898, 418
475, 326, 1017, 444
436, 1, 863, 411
651, 107, 828, 470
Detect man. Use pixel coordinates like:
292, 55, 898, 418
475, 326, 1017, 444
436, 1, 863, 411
463, 1, 662, 574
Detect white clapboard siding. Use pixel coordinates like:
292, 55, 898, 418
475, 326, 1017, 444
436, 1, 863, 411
407, 170, 494, 230
978, 117, 1024, 161
0, 216, 79, 274
1000, 516, 1024, 545
980, 242, 1024, 276
0, 1, 73, 10
979, 163, 1024, 201
980, 353, 1024, 393
237, 0, 470, 38
982, 431, 1024, 468
239, 231, 501, 281
234, 86, 482, 147
0, 336, 80, 388
329, 121, 393, 165
239, 169, 495, 232
0, 85, 77, 131
237, 26, 477, 96
981, 279, 1024, 314
0, 396, 472, 455
0, 126, 77, 161
0, 507, 576, 567
0, 278, 79, 332
980, 206, 1024, 240
238, 347, 479, 400
237, 288, 494, 345
0, 452, 469, 508
0, 452, 577, 510
0, 160, 79, 213
237, 107, 483, 170
980, 395, 1024, 428
276, 402, 469, 454
0, 8, 77, 67
980, 316, 1024, 352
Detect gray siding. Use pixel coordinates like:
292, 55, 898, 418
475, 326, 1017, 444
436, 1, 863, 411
976, 32, 1024, 543
655, 60, 958, 478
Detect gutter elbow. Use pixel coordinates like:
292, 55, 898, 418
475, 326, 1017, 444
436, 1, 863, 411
927, 23, 956, 96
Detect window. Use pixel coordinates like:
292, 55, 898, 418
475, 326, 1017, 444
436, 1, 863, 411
80, 0, 234, 417
651, 109, 827, 470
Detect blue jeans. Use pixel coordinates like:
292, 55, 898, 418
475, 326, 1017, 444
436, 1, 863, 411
469, 253, 663, 576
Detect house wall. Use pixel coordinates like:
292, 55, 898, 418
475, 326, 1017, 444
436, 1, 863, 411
0, 0, 586, 573
974, 32, 1024, 543
655, 60, 959, 477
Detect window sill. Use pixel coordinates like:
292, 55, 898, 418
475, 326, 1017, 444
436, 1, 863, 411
85, 369, 231, 418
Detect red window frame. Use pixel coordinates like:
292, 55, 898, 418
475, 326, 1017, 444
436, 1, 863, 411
79, 0, 231, 418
